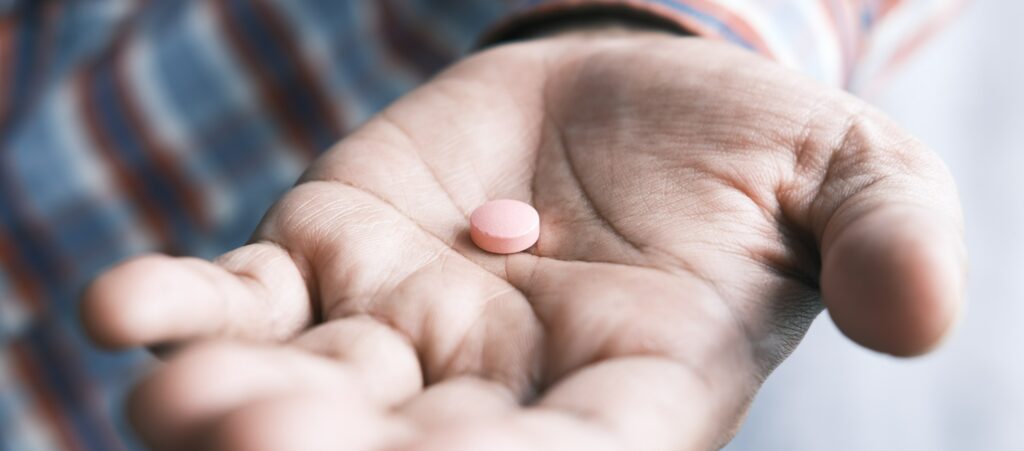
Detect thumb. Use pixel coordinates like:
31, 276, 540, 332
802, 106, 967, 356
821, 204, 966, 356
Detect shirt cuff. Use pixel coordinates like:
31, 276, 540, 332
482, 0, 841, 86
481, 0, 963, 91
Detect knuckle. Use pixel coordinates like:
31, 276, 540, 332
256, 180, 392, 250
256, 181, 335, 244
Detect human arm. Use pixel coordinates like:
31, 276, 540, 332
81, 23, 965, 450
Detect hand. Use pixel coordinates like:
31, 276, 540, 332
82, 31, 966, 451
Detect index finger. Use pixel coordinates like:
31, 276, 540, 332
80, 243, 312, 348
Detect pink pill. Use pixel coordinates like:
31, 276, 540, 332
469, 199, 540, 254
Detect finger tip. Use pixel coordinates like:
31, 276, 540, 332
80, 272, 138, 350
213, 394, 409, 451
126, 342, 256, 447
822, 207, 966, 357
211, 398, 330, 451
80, 254, 178, 349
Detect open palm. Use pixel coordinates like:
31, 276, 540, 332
83, 32, 965, 451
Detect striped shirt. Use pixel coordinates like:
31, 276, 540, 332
0, 1, 961, 449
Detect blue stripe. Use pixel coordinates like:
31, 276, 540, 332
226, 0, 337, 152
274, 0, 412, 118
148, 1, 281, 181
145, 1, 301, 250
0, 4, 69, 331
23, 321, 122, 451
0, 361, 26, 451
0, 1, 41, 143
90, 61, 195, 248
410, 0, 509, 51
861, 7, 875, 28
0, 171, 64, 304
8, 2, 40, 116
5, 98, 131, 307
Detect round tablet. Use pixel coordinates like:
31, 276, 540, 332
469, 199, 540, 254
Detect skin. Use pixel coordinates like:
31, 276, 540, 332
81, 30, 966, 451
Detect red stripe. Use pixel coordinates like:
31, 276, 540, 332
0, 147, 75, 315
670, 0, 775, 57
26, 323, 131, 451
886, 2, 962, 66
0, 5, 70, 312
0, 227, 44, 312
0, 169, 74, 312
75, 7, 212, 249
75, 67, 177, 248
249, 0, 345, 138
0, 16, 12, 124
867, 0, 966, 93
9, 342, 85, 451
110, 49, 209, 230
378, 0, 456, 77
840, 0, 864, 79
0, 2, 60, 130
821, 0, 858, 81
877, 0, 901, 20
211, 0, 343, 160
35, 0, 59, 90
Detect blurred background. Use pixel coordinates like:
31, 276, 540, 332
727, 0, 1024, 449
0, 1, 1019, 450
